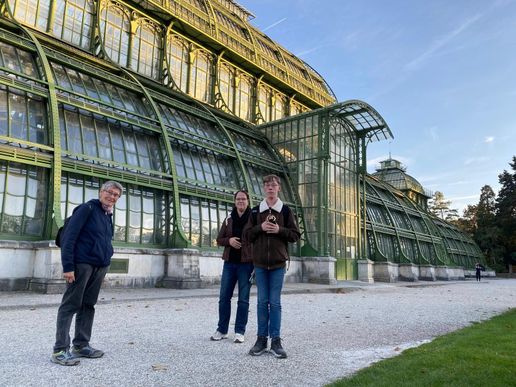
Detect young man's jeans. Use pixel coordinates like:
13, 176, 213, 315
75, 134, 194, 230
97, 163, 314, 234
255, 266, 285, 338
217, 262, 254, 334
53, 263, 109, 352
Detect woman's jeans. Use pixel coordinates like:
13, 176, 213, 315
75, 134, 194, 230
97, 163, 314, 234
255, 267, 285, 339
54, 263, 109, 352
217, 262, 254, 334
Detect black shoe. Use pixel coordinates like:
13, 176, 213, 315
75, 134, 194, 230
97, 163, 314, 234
270, 337, 287, 358
71, 345, 104, 358
249, 336, 268, 356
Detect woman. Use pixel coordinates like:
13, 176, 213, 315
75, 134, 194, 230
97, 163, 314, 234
211, 190, 254, 343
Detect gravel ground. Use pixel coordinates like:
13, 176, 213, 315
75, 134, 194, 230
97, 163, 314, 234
1, 279, 515, 386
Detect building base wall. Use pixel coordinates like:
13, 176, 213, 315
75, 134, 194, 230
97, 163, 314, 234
0, 242, 337, 292
398, 263, 420, 282
373, 261, 399, 283
357, 259, 374, 283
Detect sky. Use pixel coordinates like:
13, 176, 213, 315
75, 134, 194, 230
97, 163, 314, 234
237, 0, 516, 213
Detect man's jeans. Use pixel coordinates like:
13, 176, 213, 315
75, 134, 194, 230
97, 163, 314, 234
217, 262, 254, 335
255, 267, 285, 338
53, 263, 109, 352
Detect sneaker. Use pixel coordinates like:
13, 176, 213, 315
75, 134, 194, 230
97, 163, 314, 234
234, 333, 245, 343
71, 345, 104, 358
270, 337, 287, 359
210, 330, 228, 341
249, 336, 268, 356
51, 350, 80, 366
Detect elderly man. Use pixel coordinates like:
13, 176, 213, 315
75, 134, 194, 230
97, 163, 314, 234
51, 181, 123, 366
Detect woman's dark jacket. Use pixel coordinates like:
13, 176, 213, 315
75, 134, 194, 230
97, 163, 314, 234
61, 199, 114, 273
217, 207, 252, 263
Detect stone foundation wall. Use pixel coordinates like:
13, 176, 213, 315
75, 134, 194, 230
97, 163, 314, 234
0, 242, 337, 293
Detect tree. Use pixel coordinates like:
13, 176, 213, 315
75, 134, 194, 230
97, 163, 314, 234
496, 156, 516, 265
453, 204, 477, 237
473, 185, 502, 267
429, 191, 458, 220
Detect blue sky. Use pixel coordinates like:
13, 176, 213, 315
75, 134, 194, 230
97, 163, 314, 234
237, 0, 516, 213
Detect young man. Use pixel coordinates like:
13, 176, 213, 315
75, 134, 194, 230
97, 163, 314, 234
244, 175, 300, 358
51, 181, 123, 366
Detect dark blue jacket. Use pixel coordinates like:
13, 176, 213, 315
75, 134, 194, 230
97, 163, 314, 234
61, 199, 114, 273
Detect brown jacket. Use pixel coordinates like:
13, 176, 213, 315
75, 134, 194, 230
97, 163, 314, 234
216, 209, 252, 263
244, 202, 300, 269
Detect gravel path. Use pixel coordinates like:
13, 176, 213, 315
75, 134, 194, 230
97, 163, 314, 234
1, 279, 515, 386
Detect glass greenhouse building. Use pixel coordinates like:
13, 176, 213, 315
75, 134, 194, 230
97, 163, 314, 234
0, 0, 484, 292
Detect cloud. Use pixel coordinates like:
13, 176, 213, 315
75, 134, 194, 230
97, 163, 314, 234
296, 45, 327, 57
484, 136, 494, 143
449, 194, 480, 201
263, 17, 287, 32
404, 13, 483, 71
426, 126, 439, 141
464, 156, 490, 165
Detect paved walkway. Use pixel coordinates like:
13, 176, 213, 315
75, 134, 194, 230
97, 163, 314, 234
1, 279, 515, 386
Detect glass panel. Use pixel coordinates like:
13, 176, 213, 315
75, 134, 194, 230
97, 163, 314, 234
132, 21, 161, 80
128, 188, 142, 243
53, 0, 94, 49
167, 35, 189, 93
0, 162, 47, 237
0, 88, 7, 135
189, 51, 212, 103
28, 97, 47, 144
9, 0, 50, 31
100, 4, 130, 66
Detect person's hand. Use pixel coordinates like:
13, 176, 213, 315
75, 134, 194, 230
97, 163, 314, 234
229, 237, 242, 249
262, 221, 279, 234
63, 271, 75, 283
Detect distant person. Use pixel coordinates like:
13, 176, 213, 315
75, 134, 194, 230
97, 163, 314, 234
51, 181, 123, 366
475, 263, 484, 282
244, 175, 300, 359
211, 190, 254, 343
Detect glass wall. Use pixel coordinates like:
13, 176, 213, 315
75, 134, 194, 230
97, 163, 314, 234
261, 108, 360, 271
0, 29, 298, 249
0, 161, 47, 238
364, 177, 482, 268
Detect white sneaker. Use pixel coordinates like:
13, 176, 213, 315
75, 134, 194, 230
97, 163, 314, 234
210, 330, 228, 341
234, 333, 245, 343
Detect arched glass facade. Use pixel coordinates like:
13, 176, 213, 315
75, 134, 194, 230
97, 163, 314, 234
0, 0, 484, 288
364, 177, 482, 268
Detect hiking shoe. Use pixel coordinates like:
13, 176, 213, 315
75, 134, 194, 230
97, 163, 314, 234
249, 336, 268, 356
210, 330, 228, 341
270, 337, 287, 358
51, 350, 80, 366
71, 345, 104, 358
234, 333, 245, 343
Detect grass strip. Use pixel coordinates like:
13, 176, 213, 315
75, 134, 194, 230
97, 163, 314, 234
328, 308, 516, 387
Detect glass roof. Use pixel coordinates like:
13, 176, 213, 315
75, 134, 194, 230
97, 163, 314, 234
327, 100, 393, 142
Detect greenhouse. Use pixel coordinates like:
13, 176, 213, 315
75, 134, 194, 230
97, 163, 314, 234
0, 0, 485, 292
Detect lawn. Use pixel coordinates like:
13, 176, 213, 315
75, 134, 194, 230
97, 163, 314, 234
328, 308, 516, 387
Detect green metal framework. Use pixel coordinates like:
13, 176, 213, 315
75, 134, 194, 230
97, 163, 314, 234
0, 0, 485, 280
364, 175, 484, 268
0, 13, 300, 248
260, 100, 393, 279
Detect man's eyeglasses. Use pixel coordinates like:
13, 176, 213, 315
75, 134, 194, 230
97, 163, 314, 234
103, 189, 121, 198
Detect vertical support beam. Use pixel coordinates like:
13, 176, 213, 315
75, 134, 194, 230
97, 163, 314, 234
17, 27, 62, 233
359, 136, 368, 260
318, 113, 329, 255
